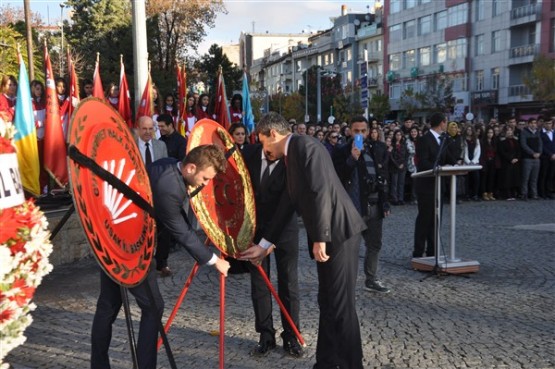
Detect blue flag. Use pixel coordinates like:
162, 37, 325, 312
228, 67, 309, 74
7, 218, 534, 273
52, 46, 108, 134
14, 53, 40, 196
241, 72, 255, 135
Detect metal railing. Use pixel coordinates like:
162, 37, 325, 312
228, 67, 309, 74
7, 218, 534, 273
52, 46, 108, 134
508, 84, 531, 97
509, 44, 537, 58
510, 3, 539, 19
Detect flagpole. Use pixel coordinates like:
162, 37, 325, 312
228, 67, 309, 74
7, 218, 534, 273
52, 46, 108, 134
131, 0, 148, 119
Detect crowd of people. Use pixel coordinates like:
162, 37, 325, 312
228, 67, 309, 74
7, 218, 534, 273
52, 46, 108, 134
281, 116, 555, 203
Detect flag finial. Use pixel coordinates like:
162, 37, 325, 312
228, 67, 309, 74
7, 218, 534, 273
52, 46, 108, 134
120, 54, 123, 64
96, 52, 100, 64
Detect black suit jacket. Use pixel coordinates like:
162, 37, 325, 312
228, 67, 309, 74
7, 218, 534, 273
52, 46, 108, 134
147, 157, 213, 265
268, 135, 365, 252
242, 144, 298, 243
414, 130, 455, 194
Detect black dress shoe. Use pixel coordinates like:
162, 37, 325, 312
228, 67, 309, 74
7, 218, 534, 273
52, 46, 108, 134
158, 266, 172, 277
250, 339, 276, 357
283, 337, 304, 358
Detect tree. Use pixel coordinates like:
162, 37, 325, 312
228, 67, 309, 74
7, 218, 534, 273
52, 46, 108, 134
146, 0, 225, 73
399, 87, 420, 119
281, 93, 305, 122
194, 44, 242, 97
0, 25, 44, 81
65, 0, 133, 85
523, 54, 555, 112
0, 4, 42, 27
332, 85, 364, 124
368, 92, 390, 122
416, 73, 455, 114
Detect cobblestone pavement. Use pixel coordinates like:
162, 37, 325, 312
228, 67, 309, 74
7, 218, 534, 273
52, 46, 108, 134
6, 199, 555, 369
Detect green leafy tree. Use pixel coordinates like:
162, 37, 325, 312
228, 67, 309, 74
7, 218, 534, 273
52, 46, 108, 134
331, 85, 364, 124
0, 25, 44, 81
368, 92, 390, 122
281, 93, 306, 122
194, 44, 242, 97
416, 73, 455, 114
399, 87, 420, 119
523, 54, 555, 112
65, 0, 132, 85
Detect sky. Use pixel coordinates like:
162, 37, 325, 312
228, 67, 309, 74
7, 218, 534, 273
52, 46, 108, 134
3, 0, 375, 55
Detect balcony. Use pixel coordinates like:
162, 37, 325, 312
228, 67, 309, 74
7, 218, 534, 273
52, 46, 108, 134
508, 84, 531, 97
510, 3, 540, 26
368, 77, 379, 86
509, 44, 538, 64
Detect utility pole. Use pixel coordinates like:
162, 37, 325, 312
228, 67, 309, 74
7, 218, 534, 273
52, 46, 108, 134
59, 4, 64, 76
23, 0, 34, 80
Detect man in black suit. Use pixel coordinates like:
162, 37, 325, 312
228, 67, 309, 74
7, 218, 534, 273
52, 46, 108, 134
241, 112, 366, 369
412, 112, 453, 258
147, 145, 230, 275
91, 145, 230, 369
241, 144, 302, 358
155, 114, 188, 276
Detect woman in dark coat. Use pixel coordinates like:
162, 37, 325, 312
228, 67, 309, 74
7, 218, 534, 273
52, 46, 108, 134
497, 126, 521, 200
389, 129, 408, 205
480, 126, 499, 200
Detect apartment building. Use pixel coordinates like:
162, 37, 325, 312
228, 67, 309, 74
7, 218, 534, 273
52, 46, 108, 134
246, 1, 553, 122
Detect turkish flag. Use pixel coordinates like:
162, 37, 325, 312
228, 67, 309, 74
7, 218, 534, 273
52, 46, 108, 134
214, 70, 230, 131
67, 52, 80, 120
137, 73, 153, 118
118, 60, 132, 128
92, 57, 104, 99
43, 45, 68, 187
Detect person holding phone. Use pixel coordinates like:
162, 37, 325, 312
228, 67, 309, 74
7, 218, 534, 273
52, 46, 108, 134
334, 116, 391, 293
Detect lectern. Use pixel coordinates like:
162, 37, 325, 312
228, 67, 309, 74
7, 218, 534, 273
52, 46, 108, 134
411, 165, 482, 274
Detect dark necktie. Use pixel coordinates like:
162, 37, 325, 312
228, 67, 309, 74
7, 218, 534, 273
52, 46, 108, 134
145, 142, 152, 166
260, 160, 272, 189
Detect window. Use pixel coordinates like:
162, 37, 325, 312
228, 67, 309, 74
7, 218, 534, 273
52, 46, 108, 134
389, 53, 401, 71
347, 48, 352, 61
435, 11, 447, 31
448, 3, 468, 27
421, 0, 431, 4
419, 47, 431, 66
419, 15, 432, 35
435, 43, 447, 63
390, 84, 401, 99
404, 49, 416, 68
475, 0, 485, 21
492, 30, 502, 53
405, 0, 417, 9
475, 34, 484, 55
453, 74, 467, 92
492, 0, 499, 17
475, 70, 484, 91
389, 24, 402, 42
330, 53, 334, 64
404, 20, 416, 39
390, 0, 401, 14
447, 38, 467, 59
347, 71, 352, 84
491, 68, 500, 89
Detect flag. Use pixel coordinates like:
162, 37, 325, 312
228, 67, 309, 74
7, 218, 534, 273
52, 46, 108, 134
118, 58, 132, 128
43, 45, 68, 187
176, 64, 187, 136
92, 54, 104, 99
214, 69, 230, 131
137, 73, 153, 118
241, 71, 255, 137
14, 52, 40, 196
67, 52, 80, 120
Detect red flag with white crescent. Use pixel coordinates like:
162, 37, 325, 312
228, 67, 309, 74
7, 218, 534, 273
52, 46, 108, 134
67, 52, 80, 120
92, 58, 104, 99
137, 73, 153, 118
43, 44, 68, 187
118, 60, 132, 128
214, 70, 231, 131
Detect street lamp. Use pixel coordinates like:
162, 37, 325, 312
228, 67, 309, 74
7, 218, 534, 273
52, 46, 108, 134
304, 69, 309, 123
59, 4, 65, 76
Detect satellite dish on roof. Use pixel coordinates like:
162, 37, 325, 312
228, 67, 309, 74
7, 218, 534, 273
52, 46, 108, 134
354, 19, 361, 26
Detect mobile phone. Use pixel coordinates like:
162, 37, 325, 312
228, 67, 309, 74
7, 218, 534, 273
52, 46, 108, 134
354, 134, 364, 150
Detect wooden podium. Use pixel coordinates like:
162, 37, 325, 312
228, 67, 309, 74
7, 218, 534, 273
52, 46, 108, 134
411, 165, 482, 274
